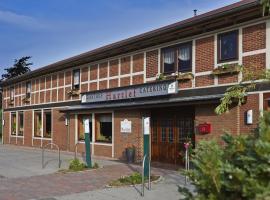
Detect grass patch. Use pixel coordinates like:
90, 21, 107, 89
109, 172, 160, 187
58, 159, 99, 173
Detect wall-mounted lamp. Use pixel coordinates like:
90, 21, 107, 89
65, 116, 69, 126
2, 119, 4, 126
246, 109, 253, 125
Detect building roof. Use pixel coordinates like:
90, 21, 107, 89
1, 0, 261, 86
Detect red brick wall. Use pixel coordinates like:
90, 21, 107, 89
65, 71, 72, 85
146, 50, 158, 78
81, 66, 89, 82
99, 62, 108, 79
24, 110, 32, 146
90, 82, 97, 91
120, 77, 130, 87
132, 74, 144, 85
243, 53, 266, 80
195, 36, 214, 72
218, 74, 238, 84
195, 104, 238, 143
90, 64, 98, 80
240, 94, 259, 133
99, 80, 107, 90
114, 109, 143, 162
52, 109, 68, 150
94, 145, 112, 157
195, 75, 214, 87
109, 59, 119, 77
133, 53, 144, 73
243, 23, 266, 52
3, 112, 10, 144
109, 79, 118, 88
120, 56, 131, 75
179, 80, 192, 89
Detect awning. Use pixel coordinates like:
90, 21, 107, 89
60, 94, 223, 113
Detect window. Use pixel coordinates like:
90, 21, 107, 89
73, 69, 80, 90
26, 82, 31, 99
218, 30, 238, 62
34, 111, 42, 137
162, 42, 192, 74
11, 113, 17, 135
78, 115, 92, 141
10, 87, 14, 101
95, 113, 112, 143
44, 110, 52, 138
18, 112, 24, 136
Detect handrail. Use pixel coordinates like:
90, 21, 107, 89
141, 154, 151, 197
42, 142, 61, 169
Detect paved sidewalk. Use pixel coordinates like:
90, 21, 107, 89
55, 169, 187, 200
0, 145, 189, 200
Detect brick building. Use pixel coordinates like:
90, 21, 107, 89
1, 0, 270, 164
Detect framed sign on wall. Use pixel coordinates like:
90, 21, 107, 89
121, 119, 132, 133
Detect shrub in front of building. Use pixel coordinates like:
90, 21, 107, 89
179, 112, 270, 200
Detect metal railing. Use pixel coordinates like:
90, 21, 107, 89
42, 143, 61, 169
141, 154, 151, 197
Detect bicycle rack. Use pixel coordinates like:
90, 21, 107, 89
42, 143, 61, 169
74, 142, 79, 159
141, 154, 151, 197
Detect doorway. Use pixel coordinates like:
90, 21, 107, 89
151, 107, 195, 164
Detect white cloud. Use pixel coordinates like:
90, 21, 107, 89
0, 10, 48, 30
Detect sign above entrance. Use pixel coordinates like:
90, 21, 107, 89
81, 80, 178, 103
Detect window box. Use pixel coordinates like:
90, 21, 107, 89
177, 72, 194, 81
67, 89, 80, 97
156, 72, 194, 81
156, 73, 177, 81
8, 100, 14, 105
212, 64, 241, 76
22, 96, 30, 103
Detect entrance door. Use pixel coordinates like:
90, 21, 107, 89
151, 108, 194, 164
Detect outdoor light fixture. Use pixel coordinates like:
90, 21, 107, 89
65, 117, 69, 126
2, 119, 4, 126
246, 110, 253, 125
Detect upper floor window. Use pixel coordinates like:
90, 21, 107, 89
218, 30, 238, 62
73, 69, 80, 90
162, 42, 192, 74
10, 87, 14, 101
26, 81, 31, 99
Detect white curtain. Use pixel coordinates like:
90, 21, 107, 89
164, 49, 174, 64
178, 46, 190, 61
74, 71, 80, 85
27, 83, 31, 93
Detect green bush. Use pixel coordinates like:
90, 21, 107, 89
180, 112, 270, 200
109, 172, 159, 186
69, 158, 86, 171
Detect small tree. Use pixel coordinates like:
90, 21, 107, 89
1, 56, 32, 80
179, 112, 270, 200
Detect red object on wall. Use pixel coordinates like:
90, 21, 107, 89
198, 123, 211, 134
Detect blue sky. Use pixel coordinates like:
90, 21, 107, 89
0, 0, 238, 76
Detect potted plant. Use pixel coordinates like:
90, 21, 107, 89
125, 144, 135, 163
177, 72, 194, 81
22, 96, 30, 103
212, 64, 242, 76
67, 89, 80, 97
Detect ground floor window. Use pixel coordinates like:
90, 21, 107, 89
18, 112, 24, 136
78, 114, 92, 142
95, 113, 112, 143
11, 112, 17, 135
34, 110, 42, 137
44, 110, 52, 138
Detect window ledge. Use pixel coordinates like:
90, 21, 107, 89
212, 64, 241, 76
